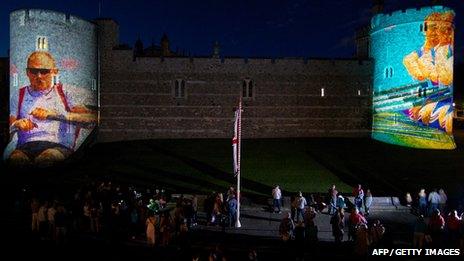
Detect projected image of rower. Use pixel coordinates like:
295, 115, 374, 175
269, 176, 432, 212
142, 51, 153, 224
403, 11, 454, 135
7, 51, 96, 166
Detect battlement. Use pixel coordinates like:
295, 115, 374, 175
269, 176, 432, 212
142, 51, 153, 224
371, 5, 454, 33
112, 50, 371, 71
10, 9, 95, 32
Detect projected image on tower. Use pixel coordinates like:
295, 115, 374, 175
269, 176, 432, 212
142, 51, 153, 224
371, 7, 455, 149
4, 9, 98, 165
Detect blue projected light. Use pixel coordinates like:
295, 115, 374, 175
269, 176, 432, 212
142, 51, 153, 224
371, 6, 456, 149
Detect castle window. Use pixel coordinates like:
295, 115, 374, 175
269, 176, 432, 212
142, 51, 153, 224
174, 79, 186, 98
420, 23, 423, 32
424, 22, 428, 32
19, 15, 25, 26
321, 88, 325, 97
357, 89, 361, 96
384, 67, 394, 79
242, 79, 253, 98
13, 73, 18, 87
36, 36, 48, 51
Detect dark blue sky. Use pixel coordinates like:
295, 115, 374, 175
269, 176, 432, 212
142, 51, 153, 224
0, 0, 463, 61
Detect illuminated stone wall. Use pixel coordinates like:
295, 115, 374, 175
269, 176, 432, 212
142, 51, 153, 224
371, 6, 456, 149
95, 22, 373, 140
5, 9, 98, 164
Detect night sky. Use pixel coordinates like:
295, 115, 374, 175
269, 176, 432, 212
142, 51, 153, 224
0, 0, 463, 62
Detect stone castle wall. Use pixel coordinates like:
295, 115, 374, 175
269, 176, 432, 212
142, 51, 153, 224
0, 18, 373, 144
96, 22, 373, 141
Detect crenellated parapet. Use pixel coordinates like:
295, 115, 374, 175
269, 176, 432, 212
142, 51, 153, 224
371, 5, 454, 34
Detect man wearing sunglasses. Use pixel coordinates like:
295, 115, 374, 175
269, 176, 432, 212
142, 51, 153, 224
8, 51, 96, 165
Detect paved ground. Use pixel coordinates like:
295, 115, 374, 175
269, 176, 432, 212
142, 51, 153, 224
199, 200, 416, 243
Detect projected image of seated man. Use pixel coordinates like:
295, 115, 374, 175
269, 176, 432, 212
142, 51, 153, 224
8, 51, 97, 166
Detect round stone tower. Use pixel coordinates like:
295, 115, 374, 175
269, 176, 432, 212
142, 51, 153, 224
7, 9, 99, 163
370, 6, 456, 149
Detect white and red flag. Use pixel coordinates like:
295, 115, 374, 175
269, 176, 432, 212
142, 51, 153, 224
232, 99, 242, 177
232, 98, 242, 228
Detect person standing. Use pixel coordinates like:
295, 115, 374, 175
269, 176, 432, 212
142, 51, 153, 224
296, 192, 307, 223
336, 193, 346, 210
191, 194, 198, 226
47, 202, 56, 240
228, 194, 238, 227
291, 195, 297, 222
413, 215, 427, 249
145, 214, 156, 247
30, 198, 40, 233
304, 207, 318, 244
294, 221, 305, 261
129, 208, 139, 240
446, 210, 461, 247
38, 201, 48, 240
349, 208, 367, 241
227, 186, 236, 201
279, 212, 295, 242
428, 189, 440, 216
405, 192, 413, 207
54, 205, 67, 245
272, 185, 282, 213
160, 212, 173, 247
418, 189, 427, 216
364, 189, 373, 216
438, 189, 447, 214
354, 224, 370, 256
330, 207, 345, 244
369, 220, 385, 248
328, 184, 338, 215
353, 184, 364, 212
428, 209, 445, 248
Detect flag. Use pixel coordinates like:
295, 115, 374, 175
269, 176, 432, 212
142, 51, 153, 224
232, 99, 242, 228
232, 100, 241, 177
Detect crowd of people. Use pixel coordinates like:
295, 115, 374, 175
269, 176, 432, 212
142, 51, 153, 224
23, 179, 202, 251
275, 184, 385, 256
410, 188, 464, 250
274, 184, 464, 256
204, 187, 238, 228
18, 180, 248, 259
17, 179, 464, 258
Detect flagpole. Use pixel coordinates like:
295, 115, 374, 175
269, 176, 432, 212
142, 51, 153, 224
236, 98, 242, 228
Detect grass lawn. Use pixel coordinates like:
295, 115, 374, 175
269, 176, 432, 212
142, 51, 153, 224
5, 131, 464, 200
303, 134, 464, 198
77, 138, 353, 196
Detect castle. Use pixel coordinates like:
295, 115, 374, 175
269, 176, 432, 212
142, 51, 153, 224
95, 19, 372, 142
3, 1, 456, 148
